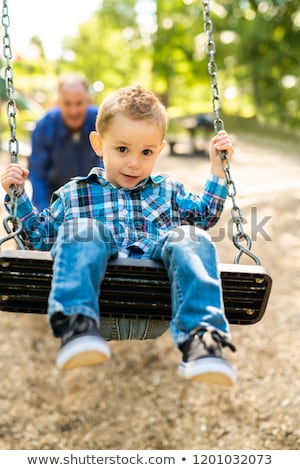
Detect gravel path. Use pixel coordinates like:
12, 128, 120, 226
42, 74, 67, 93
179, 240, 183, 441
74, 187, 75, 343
0, 132, 299, 450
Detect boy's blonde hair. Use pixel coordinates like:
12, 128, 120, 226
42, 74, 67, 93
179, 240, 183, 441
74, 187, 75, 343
96, 84, 168, 137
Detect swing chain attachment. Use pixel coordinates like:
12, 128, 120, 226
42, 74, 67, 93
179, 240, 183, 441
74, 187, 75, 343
201, 0, 261, 266
1, 0, 26, 250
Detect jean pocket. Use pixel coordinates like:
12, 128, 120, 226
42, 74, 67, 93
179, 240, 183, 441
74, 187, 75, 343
99, 318, 169, 341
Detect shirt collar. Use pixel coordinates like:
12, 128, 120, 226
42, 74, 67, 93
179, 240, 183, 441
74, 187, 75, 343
72, 167, 168, 189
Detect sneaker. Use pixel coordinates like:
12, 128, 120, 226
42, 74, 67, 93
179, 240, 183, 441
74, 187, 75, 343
178, 327, 236, 387
55, 314, 111, 371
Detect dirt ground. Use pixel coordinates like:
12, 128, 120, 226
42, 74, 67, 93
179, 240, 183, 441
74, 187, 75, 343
0, 129, 299, 450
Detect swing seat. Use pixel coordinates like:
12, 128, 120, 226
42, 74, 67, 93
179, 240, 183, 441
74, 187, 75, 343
0, 250, 272, 325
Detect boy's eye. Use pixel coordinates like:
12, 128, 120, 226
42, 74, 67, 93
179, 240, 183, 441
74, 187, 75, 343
142, 149, 152, 156
117, 146, 128, 153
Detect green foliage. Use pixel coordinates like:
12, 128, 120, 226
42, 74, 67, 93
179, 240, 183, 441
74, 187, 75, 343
220, 0, 300, 126
60, 0, 148, 97
1, 0, 299, 130
57, 0, 300, 128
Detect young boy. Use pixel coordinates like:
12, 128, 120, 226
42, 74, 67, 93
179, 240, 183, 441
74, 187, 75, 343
1, 84, 236, 386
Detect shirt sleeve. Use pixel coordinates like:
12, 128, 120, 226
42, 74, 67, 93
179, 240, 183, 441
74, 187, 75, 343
175, 174, 227, 229
4, 191, 64, 251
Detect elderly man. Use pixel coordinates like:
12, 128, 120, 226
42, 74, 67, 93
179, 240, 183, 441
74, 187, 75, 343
29, 73, 102, 210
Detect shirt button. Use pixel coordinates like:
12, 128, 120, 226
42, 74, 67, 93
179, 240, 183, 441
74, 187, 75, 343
123, 209, 128, 216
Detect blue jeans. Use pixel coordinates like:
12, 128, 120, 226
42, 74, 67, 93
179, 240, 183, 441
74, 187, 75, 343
48, 218, 229, 345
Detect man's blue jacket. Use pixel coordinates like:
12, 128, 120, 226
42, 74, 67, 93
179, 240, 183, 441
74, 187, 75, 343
29, 105, 102, 211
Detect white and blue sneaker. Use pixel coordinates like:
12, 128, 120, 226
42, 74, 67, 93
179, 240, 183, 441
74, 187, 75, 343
55, 314, 111, 371
178, 328, 236, 387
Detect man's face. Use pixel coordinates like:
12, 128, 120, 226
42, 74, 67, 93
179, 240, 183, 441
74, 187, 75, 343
58, 84, 89, 131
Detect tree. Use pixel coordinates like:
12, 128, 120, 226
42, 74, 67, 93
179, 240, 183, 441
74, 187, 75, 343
150, 0, 209, 110
56, 0, 300, 127
219, 0, 300, 125
60, 0, 148, 97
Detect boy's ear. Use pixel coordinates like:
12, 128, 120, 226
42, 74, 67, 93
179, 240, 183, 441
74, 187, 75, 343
160, 140, 166, 152
89, 131, 103, 156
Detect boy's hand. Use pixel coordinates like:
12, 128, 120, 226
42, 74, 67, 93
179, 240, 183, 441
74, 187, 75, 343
1, 163, 29, 195
209, 130, 234, 178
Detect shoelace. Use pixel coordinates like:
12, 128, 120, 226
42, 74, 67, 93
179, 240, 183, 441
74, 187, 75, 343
211, 330, 236, 353
189, 326, 236, 353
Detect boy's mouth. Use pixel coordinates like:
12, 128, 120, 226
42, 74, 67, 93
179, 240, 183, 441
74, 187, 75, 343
123, 174, 139, 181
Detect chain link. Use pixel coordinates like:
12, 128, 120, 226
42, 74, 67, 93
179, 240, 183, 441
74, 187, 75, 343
1, 0, 26, 249
2, 0, 19, 163
201, 0, 261, 265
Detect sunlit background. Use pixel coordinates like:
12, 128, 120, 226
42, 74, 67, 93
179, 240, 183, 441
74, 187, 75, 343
1, 0, 299, 144
1, 1, 300, 453
5, 0, 101, 59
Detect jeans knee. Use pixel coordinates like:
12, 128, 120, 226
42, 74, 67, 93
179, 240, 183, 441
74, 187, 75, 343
56, 218, 114, 245
167, 225, 211, 245
51, 219, 118, 261
161, 226, 216, 264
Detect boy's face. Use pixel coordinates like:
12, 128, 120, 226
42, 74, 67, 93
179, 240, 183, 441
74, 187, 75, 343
90, 114, 165, 188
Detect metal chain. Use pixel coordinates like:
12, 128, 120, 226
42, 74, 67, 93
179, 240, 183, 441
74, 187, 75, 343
1, 0, 26, 249
201, 0, 261, 265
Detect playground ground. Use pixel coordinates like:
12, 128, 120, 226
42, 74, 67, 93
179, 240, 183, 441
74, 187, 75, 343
0, 126, 299, 450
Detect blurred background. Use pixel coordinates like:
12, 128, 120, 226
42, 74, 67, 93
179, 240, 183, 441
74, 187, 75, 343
1, 0, 300, 151
0, 0, 300, 451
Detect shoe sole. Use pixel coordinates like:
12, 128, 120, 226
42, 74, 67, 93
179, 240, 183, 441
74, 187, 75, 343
56, 335, 111, 371
178, 357, 236, 387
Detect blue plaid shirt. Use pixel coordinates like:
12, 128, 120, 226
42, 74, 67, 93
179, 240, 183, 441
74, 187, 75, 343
8, 167, 227, 256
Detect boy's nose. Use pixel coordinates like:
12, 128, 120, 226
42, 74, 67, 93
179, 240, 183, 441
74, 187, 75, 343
127, 155, 140, 168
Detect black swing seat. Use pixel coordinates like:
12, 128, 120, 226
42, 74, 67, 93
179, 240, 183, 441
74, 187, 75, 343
0, 249, 272, 325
